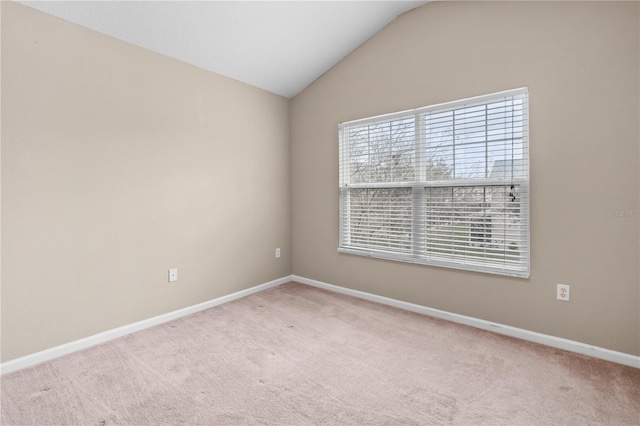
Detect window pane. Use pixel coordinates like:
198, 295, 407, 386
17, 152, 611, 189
454, 141, 486, 179
455, 105, 486, 144
347, 188, 412, 253
348, 118, 415, 184
425, 185, 523, 265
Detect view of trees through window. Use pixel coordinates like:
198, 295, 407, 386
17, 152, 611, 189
339, 89, 529, 276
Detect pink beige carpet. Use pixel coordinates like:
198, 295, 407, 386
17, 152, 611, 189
1, 282, 639, 425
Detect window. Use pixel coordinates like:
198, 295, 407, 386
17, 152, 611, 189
338, 88, 529, 277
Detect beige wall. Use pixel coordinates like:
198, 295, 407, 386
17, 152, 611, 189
291, 1, 640, 355
1, 2, 291, 362
2, 1, 639, 364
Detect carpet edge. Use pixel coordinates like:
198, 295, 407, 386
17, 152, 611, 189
0, 275, 293, 375
292, 275, 640, 369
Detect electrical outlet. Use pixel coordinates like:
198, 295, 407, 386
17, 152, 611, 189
275, 248, 281, 258
169, 268, 178, 282
557, 284, 570, 301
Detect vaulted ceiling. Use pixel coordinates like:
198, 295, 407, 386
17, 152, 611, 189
19, 1, 429, 98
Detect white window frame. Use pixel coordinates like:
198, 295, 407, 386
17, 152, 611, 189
338, 88, 530, 278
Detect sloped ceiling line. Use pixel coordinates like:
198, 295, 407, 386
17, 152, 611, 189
19, 1, 429, 98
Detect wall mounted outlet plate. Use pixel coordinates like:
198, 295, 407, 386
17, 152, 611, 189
557, 284, 570, 301
169, 268, 178, 282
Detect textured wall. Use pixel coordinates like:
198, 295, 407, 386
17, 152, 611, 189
291, 1, 640, 355
1, 2, 291, 362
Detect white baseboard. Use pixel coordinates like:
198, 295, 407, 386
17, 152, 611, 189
4, 274, 638, 374
0, 276, 292, 375
292, 275, 640, 369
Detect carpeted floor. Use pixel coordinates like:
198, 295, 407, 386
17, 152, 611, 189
1, 282, 639, 425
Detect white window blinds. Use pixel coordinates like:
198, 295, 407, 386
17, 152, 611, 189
339, 88, 529, 277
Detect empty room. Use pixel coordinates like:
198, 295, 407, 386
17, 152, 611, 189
1, 1, 639, 424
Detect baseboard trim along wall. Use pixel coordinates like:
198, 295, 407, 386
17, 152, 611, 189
2, 274, 638, 374
0, 276, 291, 375
291, 275, 640, 369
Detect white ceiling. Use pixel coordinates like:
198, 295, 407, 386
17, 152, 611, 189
19, 1, 429, 98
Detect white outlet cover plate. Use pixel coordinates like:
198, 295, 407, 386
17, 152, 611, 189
557, 284, 570, 301
169, 268, 178, 282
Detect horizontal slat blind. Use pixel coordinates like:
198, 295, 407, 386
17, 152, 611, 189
339, 88, 529, 277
